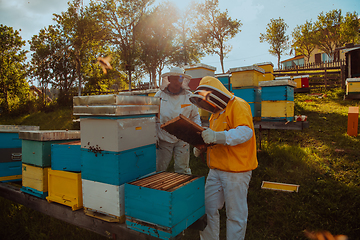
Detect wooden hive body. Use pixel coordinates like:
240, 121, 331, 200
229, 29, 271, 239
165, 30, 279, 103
80, 116, 156, 152
51, 141, 81, 172
81, 144, 156, 186
21, 163, 49, 198
0, 125, 39, 182
46, 169, 83, 210
125, 172, 205, 239
82, 179, 125, 222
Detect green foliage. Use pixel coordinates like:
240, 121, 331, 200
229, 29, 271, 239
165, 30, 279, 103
0, 24, 29, 113
136, 1, 179, 87
260, 17, 289, 68
340, 11, 360, 44
313, 9, 344, 60
291, 20, 316, 62
170, 3, 204, 68
195, 0, 242, 73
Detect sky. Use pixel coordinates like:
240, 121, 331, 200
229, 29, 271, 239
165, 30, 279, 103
0, 0, 359, 77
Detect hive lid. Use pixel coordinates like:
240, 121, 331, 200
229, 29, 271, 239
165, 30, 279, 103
161, 114, 209, 148
259, 79, 297, 87
19, 130, 80, 141
73, 94, 160, 106
346, 78, 360, 83
229, 65, 265, 74
0, 125, 40, 133
274, 76, 293, 80
255, 62, 274, 67
73, 105, 159, 116
293, 75, 309, 79
184, 63, 217, 71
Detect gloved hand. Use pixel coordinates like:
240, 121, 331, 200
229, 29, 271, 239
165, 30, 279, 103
201, 128, 226, 145
193, 147, 202, 157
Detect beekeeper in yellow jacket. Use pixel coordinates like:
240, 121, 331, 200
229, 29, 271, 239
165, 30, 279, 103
155, 67, 201, 174
190, 76, 258, 240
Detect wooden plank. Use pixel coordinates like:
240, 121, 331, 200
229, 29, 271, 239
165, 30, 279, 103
254, 121, 309, 130
0, 182, 159, 240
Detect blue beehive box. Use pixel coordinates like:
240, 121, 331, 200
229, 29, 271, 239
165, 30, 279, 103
81, 144, 156, 186
125, 172, 205, 240
216, 74, 232, 91
261, 85, 294, 101
0, 125, 39, 182
232, 87, 261, 103
51, 141, 81, 172
260, 79, 296, 101
19, 130, 81, 168
249, 102, 261, 118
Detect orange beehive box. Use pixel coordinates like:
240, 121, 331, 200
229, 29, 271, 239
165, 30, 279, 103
347, 106, 359, 136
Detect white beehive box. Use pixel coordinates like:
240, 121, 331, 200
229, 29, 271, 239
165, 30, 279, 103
82, 179, 125, 222
184, 63, 216, 78
80, 116, 156, 152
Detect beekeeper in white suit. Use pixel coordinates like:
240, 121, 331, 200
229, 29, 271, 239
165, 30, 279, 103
190, 76, 258, 240
155, 67, 201, 174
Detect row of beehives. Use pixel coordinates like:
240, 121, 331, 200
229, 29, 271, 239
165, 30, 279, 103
0, 94, 205, 240
185, 63, 308, 122
198, 77, 298, 122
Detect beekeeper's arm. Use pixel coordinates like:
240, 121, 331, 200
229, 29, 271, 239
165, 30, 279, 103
201, 126, 253, 146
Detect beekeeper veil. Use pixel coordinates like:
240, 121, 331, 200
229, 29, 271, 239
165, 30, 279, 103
190, 76, 234, 114
160, 67, 192, 90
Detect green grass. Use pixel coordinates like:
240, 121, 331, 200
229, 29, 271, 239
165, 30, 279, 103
1, 88, 360, 239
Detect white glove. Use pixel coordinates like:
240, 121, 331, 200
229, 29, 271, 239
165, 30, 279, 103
201, 128, 226, 145
193, 147, 202, 157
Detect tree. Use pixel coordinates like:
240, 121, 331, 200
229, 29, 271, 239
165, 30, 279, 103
291, 20, 316, 63
0, 24, 29, 113
137, 2, 178, 88
260, 17, 289, 69
95, 0, 154, 91
53, 0, 109, 96
313, 9, 343, 61
195, 0, 242, 73
171, 4, 204, 67
340, 11, 360, 44
30, 25, 76, 105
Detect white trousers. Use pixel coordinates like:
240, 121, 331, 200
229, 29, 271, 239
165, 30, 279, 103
156, 139, 191, 174
200, 169, 252, 240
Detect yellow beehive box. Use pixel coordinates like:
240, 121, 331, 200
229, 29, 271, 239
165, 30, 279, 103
261, 101, 294, 121
229, 65, 265, 87
346, 78, 360, 95
256, 62, 274, 81
46, 169, 83, 211
22, 163, 49, 192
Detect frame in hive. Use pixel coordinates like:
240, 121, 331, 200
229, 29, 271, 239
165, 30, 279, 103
161, 114, 208, 148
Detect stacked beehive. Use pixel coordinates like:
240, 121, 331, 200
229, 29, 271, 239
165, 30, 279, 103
46, 141, 83, 210
185, 63, 216, 91
0, 125, 39, 182
185, 63, 217, 123
259, 78, 297, 122
19, 130, 80, 198
293, 75, 310, 92
73, 94, 160, 222
229, 65, 266, 119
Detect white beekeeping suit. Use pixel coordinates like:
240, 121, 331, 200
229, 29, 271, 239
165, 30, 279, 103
155, 67, 201, 174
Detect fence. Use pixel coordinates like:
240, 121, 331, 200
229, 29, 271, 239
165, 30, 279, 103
274, 60, 346, 89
